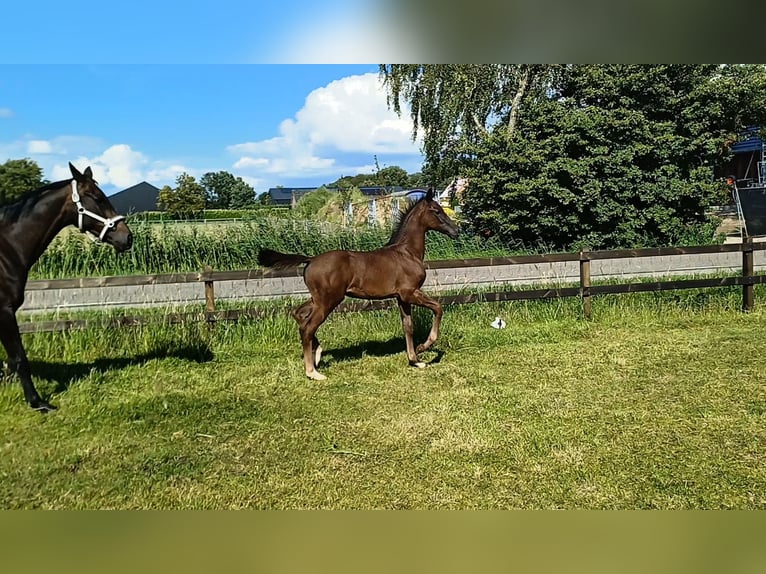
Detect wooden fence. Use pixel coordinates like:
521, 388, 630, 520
19, 240, 766, 334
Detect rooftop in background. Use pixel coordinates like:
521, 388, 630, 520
108, 181, 161, 214
731, 126, 765, 154
719, 126, 766, 187
358, 186, 403, 196
267, 185, 404, 206
267, 187, 331, 206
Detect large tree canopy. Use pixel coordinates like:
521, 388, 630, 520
379, 64, 558, 182
0, 158, 46, 205
200, 171, 256, 209
157, 173, 206, 219
380, 64, 766, 250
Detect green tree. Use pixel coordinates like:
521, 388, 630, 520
461, 65, 766, 250
228, 178, 256, 209
0, 158, 46, 204
329, 164, 415, 190
255, 191, 272, 205
376, 165, 409, 187
200, 171, 256, 209
405, 172, 427, 189
330, 174, 377, 188
293, 187, 334, 220
157, 173, 206, 219
379, 64, 559, 181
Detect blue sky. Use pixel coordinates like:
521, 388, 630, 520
0, 1, 431, 196
0, 65, 425, 195
0, 1, 421, 64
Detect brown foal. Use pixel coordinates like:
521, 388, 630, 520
257, 189, 459, 379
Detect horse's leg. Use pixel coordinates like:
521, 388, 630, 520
294, 302, 323, 369
312, 335, 322, 369
292, 299, 321, 377
405, 289, 443, 354
298, 297, 342, 380
397, 299, 425, 368
292, 299, 313, 324
0, 308, 55, 412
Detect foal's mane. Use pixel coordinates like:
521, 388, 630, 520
0, 179, 71, 223
385, 196, 427, 246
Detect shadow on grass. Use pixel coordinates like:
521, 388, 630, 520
323, 337, 403, 364
322, 336, 445, 366
321, 311, 443, 366
28, 340, 214, 393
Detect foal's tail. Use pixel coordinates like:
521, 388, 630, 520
257, 248, 312, 270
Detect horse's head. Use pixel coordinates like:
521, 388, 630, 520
420, 188, 459, 239
69, 162, 133, 252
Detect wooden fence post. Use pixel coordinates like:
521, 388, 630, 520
742, 237, 754, 312
580, 251, 591, 319
203, 265, 216, 324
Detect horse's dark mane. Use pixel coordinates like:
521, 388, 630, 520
385, 196, 427, 246
0, 179, 71, 223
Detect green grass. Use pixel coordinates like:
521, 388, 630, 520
1, 291, 765, 509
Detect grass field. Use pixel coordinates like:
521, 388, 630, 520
1, 291, 765, 509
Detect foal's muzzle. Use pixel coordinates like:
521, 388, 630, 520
443, 222, 460, 239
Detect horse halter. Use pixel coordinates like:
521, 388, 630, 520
71, 180, 125, 242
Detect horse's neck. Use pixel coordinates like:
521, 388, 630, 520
7, 186, 74, 269
394, 215, 427, 260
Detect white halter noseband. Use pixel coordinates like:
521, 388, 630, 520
71, 180, 125, 242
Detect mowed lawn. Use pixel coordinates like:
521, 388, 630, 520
1, 293, 765, 509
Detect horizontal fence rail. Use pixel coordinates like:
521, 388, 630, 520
18, 240, 766, 334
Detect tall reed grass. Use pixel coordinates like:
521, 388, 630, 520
31, 217, 512, 279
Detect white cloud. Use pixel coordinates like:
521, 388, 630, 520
51, 144, 146, 189
1, 135, 99, 163
0, 108, 12, 118
232, 157, 270, 169
298, 74, 417, 154
50, 144, 192, 191
27, 140, 53, 154
146, 164, 190, 186
256, 2, 423, 64
227, 72, 423, 187
0, 133, 189, 193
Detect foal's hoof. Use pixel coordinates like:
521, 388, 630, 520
306, 370, 327, 381
30, 399, 57, 413
416, 342, 435, 354
410, 361, 426, 369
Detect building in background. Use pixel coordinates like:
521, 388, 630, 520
108, 182, 161, 214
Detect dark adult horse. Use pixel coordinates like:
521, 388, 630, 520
0, 163, 132, 411
257, 189, 459, 380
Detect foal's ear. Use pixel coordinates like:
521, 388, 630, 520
84, 166, 93, 179
426, 187, 435, 201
